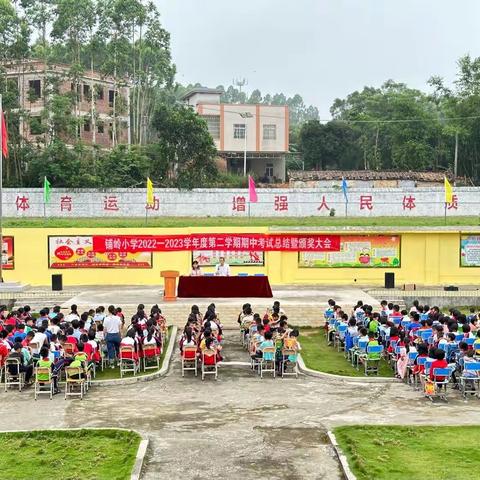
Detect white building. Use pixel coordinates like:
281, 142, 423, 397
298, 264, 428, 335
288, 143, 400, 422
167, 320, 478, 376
182, 88, 289, 181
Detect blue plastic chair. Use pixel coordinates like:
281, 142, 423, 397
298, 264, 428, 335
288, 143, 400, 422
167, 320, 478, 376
253, 273, 265, 276
204, 273, 214, 277
237, 273, 248, 276
420, 330, 433, 342
466, 337, 475, 347
401, 320, 410, 329
455, 334, 464, 342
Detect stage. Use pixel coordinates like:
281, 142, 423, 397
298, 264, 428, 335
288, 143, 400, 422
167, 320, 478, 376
32, 284, 383, 328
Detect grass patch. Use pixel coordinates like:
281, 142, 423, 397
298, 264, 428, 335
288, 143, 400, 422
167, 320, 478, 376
93, 327, 171, 381
334, 425, 480, 480
0, 429, 140, 480
2, 216, 480, 228
300, 328, 393, 377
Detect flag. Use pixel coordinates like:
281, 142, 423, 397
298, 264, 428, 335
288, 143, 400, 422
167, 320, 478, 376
248, 175, 257, 203
444, 176, 453, 204
43, 176, 51, 204
146, 177, 154, 206
1, 111, 7, 158
341, 177, 348, 203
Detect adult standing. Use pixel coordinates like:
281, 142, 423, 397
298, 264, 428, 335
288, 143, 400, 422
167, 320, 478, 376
103, 305, 123, 368
214, 257, 230, 276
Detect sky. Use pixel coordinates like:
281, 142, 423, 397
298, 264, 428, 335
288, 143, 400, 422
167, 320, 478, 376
154, 0, 480, 118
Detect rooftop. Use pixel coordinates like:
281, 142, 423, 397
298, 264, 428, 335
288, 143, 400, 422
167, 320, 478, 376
288, 170, 452, 182
181, 87, 223, 101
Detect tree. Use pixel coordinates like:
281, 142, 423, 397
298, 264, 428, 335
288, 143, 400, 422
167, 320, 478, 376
151, 104, 218, 188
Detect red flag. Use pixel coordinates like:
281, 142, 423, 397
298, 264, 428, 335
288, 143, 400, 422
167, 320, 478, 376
1, 112, 8, 158
248, 175, 257, 203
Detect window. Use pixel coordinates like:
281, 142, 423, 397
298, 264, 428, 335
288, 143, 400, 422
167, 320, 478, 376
233, 123, 246, 139
265, 163, 274, 177
204, 115, 220, 139
84, 119, 91, 132
83, 84, 91, 100
97, 122, 104, 134
29, 116, 43, 135
108, 90, 115, 107
96, 85, 104, 100
28, 80, 41, 100
263, 124, 276, 140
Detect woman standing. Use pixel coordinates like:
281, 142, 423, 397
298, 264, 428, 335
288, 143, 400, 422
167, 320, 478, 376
103, 305, 124, 368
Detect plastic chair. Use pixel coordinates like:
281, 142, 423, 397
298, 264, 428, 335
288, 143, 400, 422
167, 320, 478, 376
182, 346, 198, 377
142, 344, 160, 371
64, 366, 86, 400
280, 349, 298, 378
201, 349, 218, 380
363, 345, 383, 376
34, 367, 54, 400
254, 273, 265, 276
459, 362, 480, 399
237, 273, 248, 276
4, 358, 25, 392
119, 346, 139, 378
260, 347, 276, 378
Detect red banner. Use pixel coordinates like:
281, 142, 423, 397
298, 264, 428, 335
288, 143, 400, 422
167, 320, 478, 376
92, 234, 340, 253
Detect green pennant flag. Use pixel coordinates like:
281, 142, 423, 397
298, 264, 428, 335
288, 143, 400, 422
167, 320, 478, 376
43, 176, 51, 204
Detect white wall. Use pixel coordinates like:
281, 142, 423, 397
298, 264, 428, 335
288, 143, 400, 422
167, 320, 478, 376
3, 187, 477, 217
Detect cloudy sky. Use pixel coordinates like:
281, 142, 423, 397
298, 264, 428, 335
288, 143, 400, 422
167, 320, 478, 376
155, 0, 480, 117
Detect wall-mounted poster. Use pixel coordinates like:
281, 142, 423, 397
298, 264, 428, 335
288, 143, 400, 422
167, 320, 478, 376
299, 235, 400, 268
48, 236, 152, 269
1, 236, 14, 270
460, 235, 480, 267
192, 250, 264, 266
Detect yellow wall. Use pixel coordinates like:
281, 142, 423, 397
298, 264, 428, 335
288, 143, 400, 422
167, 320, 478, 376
3, 227, 480, 287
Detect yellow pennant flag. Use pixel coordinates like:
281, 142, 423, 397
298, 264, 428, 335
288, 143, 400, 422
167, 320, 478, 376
146, 177, 154, 206
444, 176, 453, 204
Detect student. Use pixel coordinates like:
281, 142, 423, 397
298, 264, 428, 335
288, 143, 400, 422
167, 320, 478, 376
37, 346, 60, 394
65, 305, 80, 323
259, 331, 275, 361
474, 330, 480, 355
429, 348, 449, 382
367, 314, 380, 335
379, 300, 389, 319
8, 342, 33, 383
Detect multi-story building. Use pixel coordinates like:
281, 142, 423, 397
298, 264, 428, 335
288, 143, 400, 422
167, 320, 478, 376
4, 59, 129, 148
182, 87, 289, 181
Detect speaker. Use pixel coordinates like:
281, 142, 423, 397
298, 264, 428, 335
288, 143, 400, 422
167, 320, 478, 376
384, 272, 395, 289
444, 285, 458, 292
52, 274, 63, 291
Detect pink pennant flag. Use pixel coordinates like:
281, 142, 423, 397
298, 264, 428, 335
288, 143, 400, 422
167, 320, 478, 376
248, 175, 258, 203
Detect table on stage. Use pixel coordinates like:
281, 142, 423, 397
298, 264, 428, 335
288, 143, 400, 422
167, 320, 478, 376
177, 275, 273, 298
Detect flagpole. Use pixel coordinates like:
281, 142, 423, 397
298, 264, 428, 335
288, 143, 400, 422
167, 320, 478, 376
0, 94, 4, 283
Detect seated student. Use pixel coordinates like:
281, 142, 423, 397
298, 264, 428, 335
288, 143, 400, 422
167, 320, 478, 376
387, 327, 400, 353
410, 343, 429, 381
37, 346, 60, 394
250, 325, 265, 358
357, 327, 369, 343
93, 306, 106, 324
262, 317, 271, 334
259, 331, 275, 361
8, 342, 33, 383
408, 313, 421, 334
379, 300, 389, 319
49, 305, 61, 320
347, 318, 359, 338
462, 323, 475, 340
21, 330, 35, 349
12, 323, 27, 343
65, 327, 78, 346
143, 327, 161, 356
283, 329, 301, 366
32, 326, 49, 351
429, 348, 449, 382
360, 332, 381, 365
367, 313, 380, 336
68, 343, 88, 378
120, 329, 139, 363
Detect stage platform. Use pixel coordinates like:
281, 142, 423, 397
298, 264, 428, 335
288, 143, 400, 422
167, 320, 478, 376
38, 285, 382, 328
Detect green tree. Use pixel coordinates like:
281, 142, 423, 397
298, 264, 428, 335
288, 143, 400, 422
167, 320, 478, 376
151, 104, 218, 188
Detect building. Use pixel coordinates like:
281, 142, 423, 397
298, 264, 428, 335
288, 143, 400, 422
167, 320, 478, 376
4, 59, 129, 148
288, 170, 456, 188
182, 87, 289, 181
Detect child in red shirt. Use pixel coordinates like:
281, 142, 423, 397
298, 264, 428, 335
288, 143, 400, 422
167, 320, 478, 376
429, 348, 448, 381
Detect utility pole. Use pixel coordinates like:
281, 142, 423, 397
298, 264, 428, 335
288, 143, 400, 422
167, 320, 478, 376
454, 130, 459, 185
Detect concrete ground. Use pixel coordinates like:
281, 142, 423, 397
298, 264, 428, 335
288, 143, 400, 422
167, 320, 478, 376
3, 331, 480, 480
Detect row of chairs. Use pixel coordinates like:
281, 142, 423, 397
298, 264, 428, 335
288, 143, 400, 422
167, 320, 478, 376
181, 347, 218, 380
117, 345, 161, 378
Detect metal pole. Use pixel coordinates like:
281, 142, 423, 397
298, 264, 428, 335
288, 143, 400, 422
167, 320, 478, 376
0, 94, 4, 282
243, 124, 247, 176
454, 131, 458, 185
